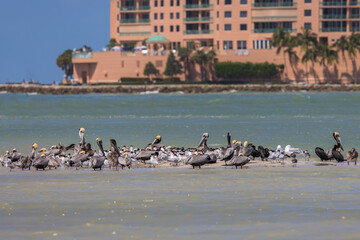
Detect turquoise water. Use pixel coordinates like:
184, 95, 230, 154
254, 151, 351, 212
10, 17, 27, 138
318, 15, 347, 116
0, 92, 359, 154
1, 92, 360, 239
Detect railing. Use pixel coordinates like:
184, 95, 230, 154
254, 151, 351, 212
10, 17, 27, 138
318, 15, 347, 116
253, 28, 296, 33
120, 6, 136, 11
184, 17, 213, 22
119, 32, 151, 36
120, 19, 137, 23
184, 4, 213, 9
120, 6, 150, 11
184, 29, 213, 34
320, 15, 347, 19
138, 18, 150, 23
320, 1, 347, 6
349, 14, 360, 18
349, 1, 360, 5
252, 16, 297, 20
350, 27, 360, 31
252, 2, 296, 7
72, 52, 93, 59
139, 5, 150, 10
320, 27, 346, 32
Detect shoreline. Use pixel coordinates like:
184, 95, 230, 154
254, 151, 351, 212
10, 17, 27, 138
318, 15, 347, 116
2, 83, 360, 95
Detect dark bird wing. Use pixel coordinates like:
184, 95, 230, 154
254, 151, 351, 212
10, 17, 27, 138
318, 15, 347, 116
332, 150, 345, 162
315, 147, 330, 161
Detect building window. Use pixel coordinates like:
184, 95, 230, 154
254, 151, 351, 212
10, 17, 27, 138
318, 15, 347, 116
240, 11, 247, 18
217, 24, 219, 31
160, 0, 164, 7
237, 41, 247, 49
170, 13, 173, 19
170, 25, 174, 32
217, 11, 219, 18
117, 1, 119, 8
223, 40, 233, 50
170, 0, 174, 6
217, 0, 219, 5
154, 26, 158, 32
117, 14, 119, 20
240, 24, 247, 31
304, 22, 312, 29
253, 40, 271, 49
225, 11, 232, 18
176, 25, 180, 32
160, 25, 164, 32
117, 27, 119, 33
225, 24, 232, 31
225, 0, 232, 4
154, 0, 158, 7
176, 12, 180, 19
154, 13, 158, 20
217, 40, 220, 50
176, 0, 180, 6
304, 9, 311, 17
160, 13, 164, 19
305, 0, 311, 3
240, 0, 247, 4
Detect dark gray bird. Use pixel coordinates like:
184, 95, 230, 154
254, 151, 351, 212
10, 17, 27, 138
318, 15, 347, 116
118, 152, 132, 169
186, 154, 211, 169
220, 132, 235, 164
147, 135, 164, 150
227, 155, 250, 169
32, 154, 49, 171
315, 132, 344, 161
10, 148, 22, 163
108, 139, 120, 169
89, 138, 106, 170
347, 148, 358, 166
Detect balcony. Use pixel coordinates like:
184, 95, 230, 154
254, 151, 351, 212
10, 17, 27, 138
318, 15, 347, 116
349, 14, 360, 18
320, 27, 346, 32
120, 6, 136, 11
252, 2, 297, 7
120, 19, 137, 23
138, 18, 150, 23
184, 29, 213, 34
252, 28, 296, 33
350, 26, 360, 31
72, 52, 93, 59
320, 1, 347, 6
119, 6, 150, 11
349, 1, 360, 5
252, 16, 297, 21
184, 4, 213, 9
184, 17, 213, 22
320, 15, 347, 19
119, 31, 151, 36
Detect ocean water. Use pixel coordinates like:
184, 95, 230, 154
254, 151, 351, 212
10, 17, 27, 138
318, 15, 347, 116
0, 92, 359, 153
1, 92, 360, 239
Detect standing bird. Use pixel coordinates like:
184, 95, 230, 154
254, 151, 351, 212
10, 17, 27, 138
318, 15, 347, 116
108, 139, 120, 169
315, 132, 344, 161
347, 148, 358, 166
220, 132, 235, 164
258, 146, 270, 161
73, 128, 86, 155
10, 148, 22, 163
227, 155, 250, 169
4, 159, 15, 172
196, 133, 210, 152
89, 138, 106, 170
304, 150, 310, 161
186, 154, 211, 169
33, 154, 49, 171
147, 135, 164, 150
118, 152, 132, 169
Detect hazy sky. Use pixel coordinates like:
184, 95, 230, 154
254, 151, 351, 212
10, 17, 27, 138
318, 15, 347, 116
0, 0, 109, 84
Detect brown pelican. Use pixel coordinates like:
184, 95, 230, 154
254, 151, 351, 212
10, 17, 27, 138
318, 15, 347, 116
220, 132, 235, 164
227, 155, 250, 169
69, 151, 89, 168
347, 148, 358, 166
89, 138, 106, 170
315, 132, 344, 161
258, 146, 270, 161
118, 152, 132, 169
147, 135, 164, 150
196, 133, 210, 152
19, 156, 32, 170
108, 139, 120, 169
73, 128, 86, 155
4, 159, 15, 172
135, 149, 156, 163
185, 153, 211, 169
48, 156, 60, 170
33, 153, 49, 170
239, 141, 254, 157
10, 148, 22, 163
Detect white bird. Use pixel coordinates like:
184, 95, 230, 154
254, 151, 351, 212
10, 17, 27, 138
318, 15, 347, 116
285, 145, 303, 156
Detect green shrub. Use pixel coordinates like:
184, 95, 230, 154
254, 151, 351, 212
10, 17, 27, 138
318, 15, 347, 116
120, 77, 150, 84
215, 62, 282, 80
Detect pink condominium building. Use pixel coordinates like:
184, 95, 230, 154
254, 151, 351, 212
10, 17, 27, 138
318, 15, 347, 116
72, 0, 360, 84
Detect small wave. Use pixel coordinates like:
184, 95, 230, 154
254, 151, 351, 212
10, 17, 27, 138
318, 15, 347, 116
0, 91, 8, 94
26, 92, 39, 96
139, 90, 159, 95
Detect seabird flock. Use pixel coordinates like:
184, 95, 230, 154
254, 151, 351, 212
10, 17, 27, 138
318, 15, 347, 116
0, 129, 357, 172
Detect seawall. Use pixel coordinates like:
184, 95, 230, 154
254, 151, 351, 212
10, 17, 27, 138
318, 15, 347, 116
1, 83, 360, 95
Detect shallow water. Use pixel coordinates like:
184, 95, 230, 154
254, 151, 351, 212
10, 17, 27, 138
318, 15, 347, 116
1, 92, 360, 239
1, 166, 360, 240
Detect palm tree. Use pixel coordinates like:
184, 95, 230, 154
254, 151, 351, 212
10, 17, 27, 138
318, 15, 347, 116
285, 37, 300, 82
178, 47, 192, 81
271, 26, 292, 82
191, 50, 208, 81
333, 36, 349, 80
296, 28, 318, 83
206, 49, 217, 81
301, 48, 318, 83
317, 42, 339, 82
348, 32, 360, 83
